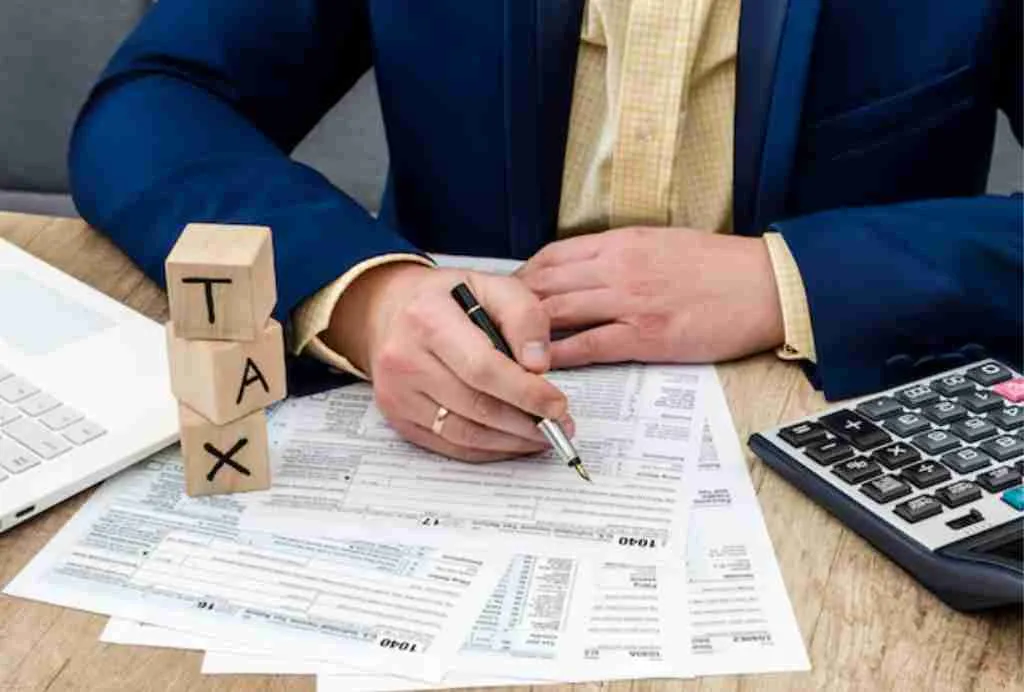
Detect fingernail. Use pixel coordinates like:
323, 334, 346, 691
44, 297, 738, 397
560, 415, 576, 437
522, 340, 548, 369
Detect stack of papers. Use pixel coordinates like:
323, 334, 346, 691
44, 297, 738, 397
4, 254, 808, 689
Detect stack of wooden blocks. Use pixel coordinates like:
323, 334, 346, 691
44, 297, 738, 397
164, 224, 287, 497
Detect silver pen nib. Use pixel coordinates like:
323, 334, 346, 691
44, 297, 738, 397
569, 458, 592, 482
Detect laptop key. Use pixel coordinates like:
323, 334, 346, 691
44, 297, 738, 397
0, 376, 40, 403
949, 416, 998, 443
0, 403, 20, 426
980, 435, 1024, 462
3, 417, 71, 459
39, 405, 84, 431
63, 419, 107, 445
19, 392, 61, 417
0, 440, 41, 474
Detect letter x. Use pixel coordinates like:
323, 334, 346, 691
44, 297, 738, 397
205, 438, 251, 481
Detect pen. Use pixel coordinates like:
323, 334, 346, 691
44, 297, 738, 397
451, 282, 591, 482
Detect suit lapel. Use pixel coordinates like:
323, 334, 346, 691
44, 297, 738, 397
504, 0, 585, 258
733, 0, 821, 235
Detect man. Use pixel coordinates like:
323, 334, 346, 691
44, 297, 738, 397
70, 1, 1021, 462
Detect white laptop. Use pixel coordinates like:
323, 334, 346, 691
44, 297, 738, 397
0, 238, 178, 533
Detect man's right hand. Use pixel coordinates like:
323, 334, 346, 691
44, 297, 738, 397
324, 263, 573, 462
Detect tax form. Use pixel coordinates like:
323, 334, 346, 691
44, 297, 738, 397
3, 450, 505, 681
246, 362, 709, 559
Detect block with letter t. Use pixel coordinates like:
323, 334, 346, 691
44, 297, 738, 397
165, 223, 276, 341
165, 223, 286, 497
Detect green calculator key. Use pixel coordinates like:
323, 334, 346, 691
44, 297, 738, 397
1001, 486, 1024, 511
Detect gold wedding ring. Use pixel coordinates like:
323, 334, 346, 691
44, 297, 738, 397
431, 405, 450, 435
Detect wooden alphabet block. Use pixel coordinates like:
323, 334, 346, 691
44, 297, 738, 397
167, 319, 286, 425
179, 404, 270, 497
165, 224, 277, 341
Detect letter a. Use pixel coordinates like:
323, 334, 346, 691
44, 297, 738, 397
236, 357, 270, 405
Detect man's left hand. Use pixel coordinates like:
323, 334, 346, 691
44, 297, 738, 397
516, 228, 786, 368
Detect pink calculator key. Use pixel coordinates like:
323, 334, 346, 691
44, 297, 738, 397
993, 378, 1024, 403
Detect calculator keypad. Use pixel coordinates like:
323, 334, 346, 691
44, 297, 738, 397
766, 360, 1024, 551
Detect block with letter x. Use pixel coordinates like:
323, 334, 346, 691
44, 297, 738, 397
178, 405, 270, 496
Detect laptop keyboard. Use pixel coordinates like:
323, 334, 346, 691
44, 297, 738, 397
0, 365, 106, 483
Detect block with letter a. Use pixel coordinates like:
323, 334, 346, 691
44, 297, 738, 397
165, 223, 286, 497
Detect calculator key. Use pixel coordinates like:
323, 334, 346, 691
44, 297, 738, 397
921, 400, 967, 425
819, 410, 891, 451
975, 465, 1022, 493
894, 384, 939, 408
894, 495, 943, 523
63, 419, 107, 445
18, 392, 61, 417
949, 416, 998, 442
934, 480, 983, 508
911, 429, 960, 455
930, 374, 976, 397
902, 460, 952, 488
0, 376, 40, 403
3, 417, 71, 459
883, 413, 931, 437
941, 447, 993, 474
993, 378, 1024, 404
989, 406, 1024, 431
945, 508, 985, 530
778, 421, 828, 447
0, 403, 20, 426
959, 390, 1002, 414
832, 457, 882, 484
856, 397, 904, 421
965, 362, 1012, 387
0, 440, 41, 474
860, 475, 912, 503
872, 443, 921, 470
1001, 487, 1024, 511
39, 405, 83, 431
980, 435, 1023, 462
805, 439, 855, 465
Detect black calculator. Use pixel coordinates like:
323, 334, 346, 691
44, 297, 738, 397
749, 360, 1023, 612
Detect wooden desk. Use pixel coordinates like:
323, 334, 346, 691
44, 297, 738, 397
0, 213, 1020, 692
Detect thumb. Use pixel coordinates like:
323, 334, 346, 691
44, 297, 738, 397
469, 274, 551, 373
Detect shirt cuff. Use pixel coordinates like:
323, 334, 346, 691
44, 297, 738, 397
763, 233, 818, 363
290, 253, 435, 379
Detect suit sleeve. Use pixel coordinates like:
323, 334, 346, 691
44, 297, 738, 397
770, 2, 1022, 400
68, 0, 425, 324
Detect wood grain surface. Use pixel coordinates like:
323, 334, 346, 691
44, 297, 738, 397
0, 213, 1020, 692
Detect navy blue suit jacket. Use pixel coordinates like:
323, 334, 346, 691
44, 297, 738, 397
69, 0, 1022, 399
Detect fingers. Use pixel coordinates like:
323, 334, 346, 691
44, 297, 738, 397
549, 323, 637, 369
470, 275, 551, 372
408, 391, 548, 454
428, 297, 569, 422
389, 418, 527, 463
521, 234, 604, 271
517, 260, 604, 299
541, 288, 624, 330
